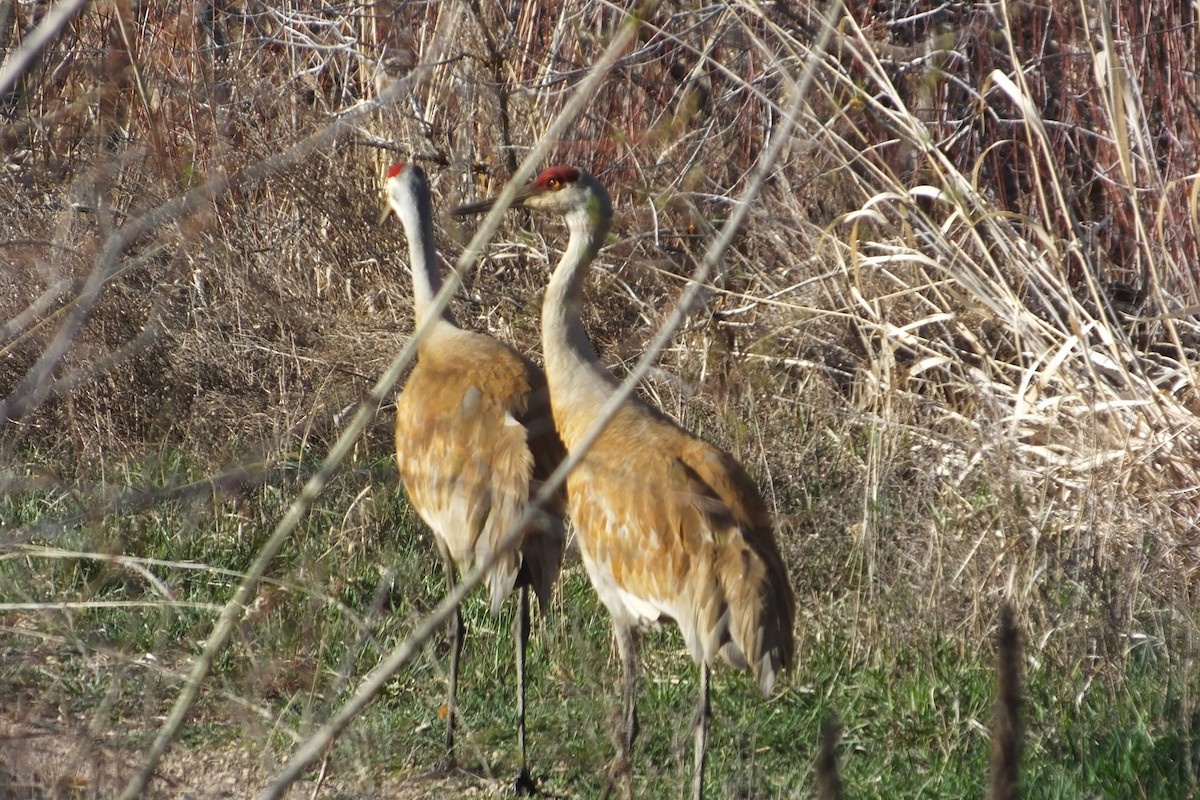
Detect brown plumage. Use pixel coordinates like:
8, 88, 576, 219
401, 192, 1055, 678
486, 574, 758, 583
394, 334, 562, 613
562, 404, 794, 691
454, 165, 796, 800
384, 163, 564, 793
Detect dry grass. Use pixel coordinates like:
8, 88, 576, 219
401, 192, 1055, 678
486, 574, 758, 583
2, 0, 1199, 796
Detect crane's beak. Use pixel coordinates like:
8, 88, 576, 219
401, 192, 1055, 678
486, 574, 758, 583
377, 197, 394, 225
452, 184, 539, 217
450, 196, 497, 217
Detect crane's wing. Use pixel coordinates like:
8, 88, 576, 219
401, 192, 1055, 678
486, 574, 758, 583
568, 406, 794, 695
395, 348, 540, 613
678, 438, 796, 696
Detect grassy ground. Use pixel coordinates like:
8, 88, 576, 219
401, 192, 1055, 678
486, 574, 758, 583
2, 454, 1197, 797
4, 1, 1200, 797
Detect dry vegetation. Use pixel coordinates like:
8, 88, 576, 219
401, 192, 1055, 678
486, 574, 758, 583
2, 0, 1199, 797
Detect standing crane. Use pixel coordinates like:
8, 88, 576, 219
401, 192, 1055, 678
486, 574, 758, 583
454, 166, 796, 800
383, 162, 565, 793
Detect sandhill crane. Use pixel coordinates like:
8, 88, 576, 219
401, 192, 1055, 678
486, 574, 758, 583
454, 166, 796, 800
383, 162, 565, 792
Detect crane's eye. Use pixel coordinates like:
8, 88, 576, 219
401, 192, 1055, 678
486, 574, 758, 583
547, 178, 561, 190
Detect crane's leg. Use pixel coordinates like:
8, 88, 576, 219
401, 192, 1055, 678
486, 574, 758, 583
690, 662, 711, 800
513, 585, 537, 795
601, 621, 640, 800
441, 555, 465, 771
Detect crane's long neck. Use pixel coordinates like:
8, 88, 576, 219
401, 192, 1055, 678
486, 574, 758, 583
542, 208, 618, 440
401, 196, 456, 331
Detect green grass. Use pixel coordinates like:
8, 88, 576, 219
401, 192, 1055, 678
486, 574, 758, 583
332, 567, 1200, 799
2, 454, 1198, 797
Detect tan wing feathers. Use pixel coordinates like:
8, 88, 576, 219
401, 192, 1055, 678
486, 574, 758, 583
682, 440, 797, 695
395, 333, 563, 613
566, 403, 795, 695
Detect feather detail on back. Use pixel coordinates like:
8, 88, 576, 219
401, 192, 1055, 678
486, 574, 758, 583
561, 400, 795, 696
395, 327, 564, 613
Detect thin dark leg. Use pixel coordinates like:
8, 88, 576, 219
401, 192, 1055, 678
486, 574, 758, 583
601, 621, 640, 800
691, 662, 711, 800
514, 585, 537, 795
442, 556, 465, 770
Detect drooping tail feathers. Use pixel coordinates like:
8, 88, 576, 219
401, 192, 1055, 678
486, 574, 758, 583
703, 521, 796, 696
676, 445, 796, 696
